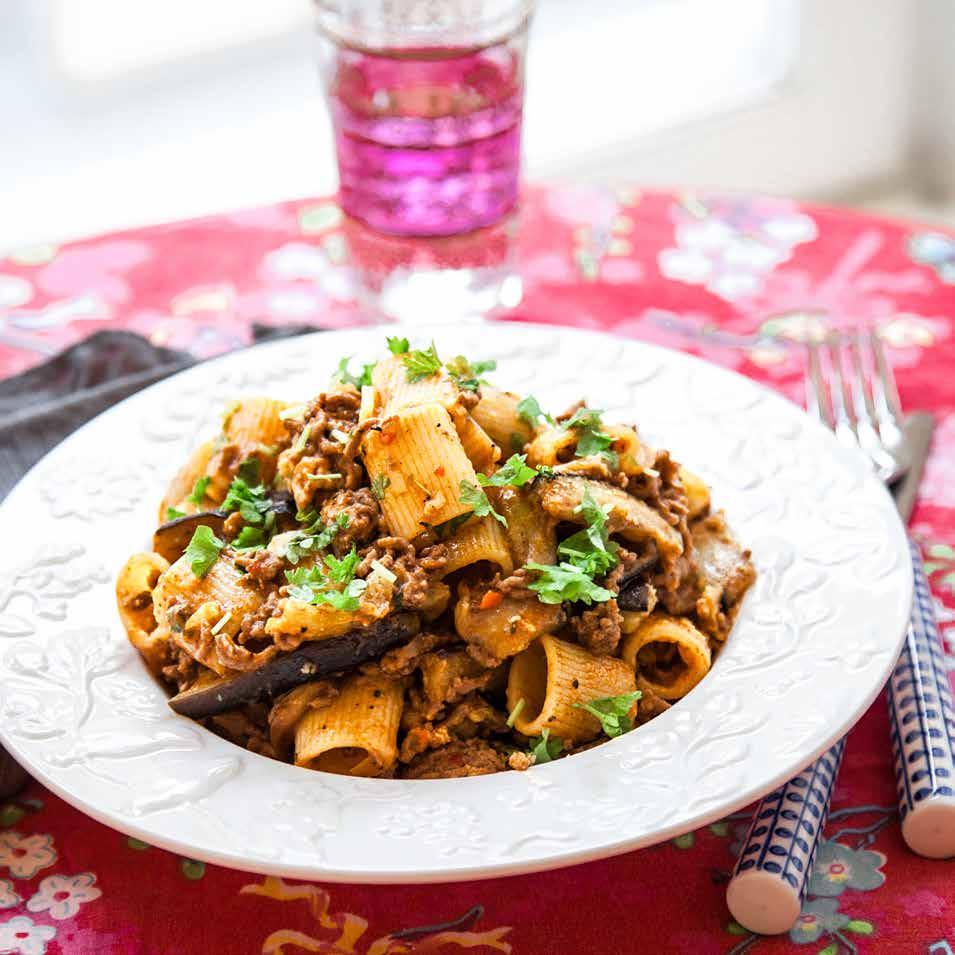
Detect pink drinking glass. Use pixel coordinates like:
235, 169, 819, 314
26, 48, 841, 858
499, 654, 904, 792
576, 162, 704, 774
314, 0, 535, 240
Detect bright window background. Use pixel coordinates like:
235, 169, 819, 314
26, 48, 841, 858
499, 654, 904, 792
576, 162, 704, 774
0, 0, 947, 250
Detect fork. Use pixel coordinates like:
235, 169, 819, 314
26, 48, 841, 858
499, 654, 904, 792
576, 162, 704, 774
804, 330, 909, 484
727, 329, 954, 936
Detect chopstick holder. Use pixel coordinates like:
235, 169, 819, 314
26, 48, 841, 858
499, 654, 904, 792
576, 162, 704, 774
888, 538, 955, 859
726, 740, 845, 936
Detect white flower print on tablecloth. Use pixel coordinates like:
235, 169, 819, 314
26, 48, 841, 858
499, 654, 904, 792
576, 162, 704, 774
0, 916, 56, 955
26, 873, 101, 921
658, 192, 817, 300
0, 879, 20, 910
0, 834, 56, 881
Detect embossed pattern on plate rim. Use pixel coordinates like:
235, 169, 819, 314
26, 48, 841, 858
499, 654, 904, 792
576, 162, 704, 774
0, 323, 913, 883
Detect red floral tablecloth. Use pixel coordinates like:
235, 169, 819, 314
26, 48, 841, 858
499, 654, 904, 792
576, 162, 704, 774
2, 185, 955, 955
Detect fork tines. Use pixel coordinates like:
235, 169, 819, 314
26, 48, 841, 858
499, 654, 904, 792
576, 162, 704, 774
805, 329, 908, 484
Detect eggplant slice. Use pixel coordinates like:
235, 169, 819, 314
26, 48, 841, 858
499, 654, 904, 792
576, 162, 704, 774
153, 511, 227, 563
168, 612, 420, 718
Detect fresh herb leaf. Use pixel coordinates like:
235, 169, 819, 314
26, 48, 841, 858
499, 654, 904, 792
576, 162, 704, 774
445, 355, 497, 392
476, 453, 539, 488
563, 407, 617, 466
237, 458, 261, 485
285, 565, 326, 602
324, 545, 360, 583
284, 511, 349, 565
460, 481, 507, 526
222, 467, 273, 525
320, 577, 367, 611
387, 336, 410, 355
187, 475, 211, 507
556, 487, 619, 577
509, 433, 526, 454
370, 473, 391, 501
402, 342, 442, 382
284, 546, 366, 611
524, 561, 614, 605
185, 525, 224, 578
516, 395, 555, 427
573, 690, 643, 738
334, 356, 376, 388
527, 728, 563, 764
233, 525, 266, 550
165, 507, 186, 521
429, 512, 473, 539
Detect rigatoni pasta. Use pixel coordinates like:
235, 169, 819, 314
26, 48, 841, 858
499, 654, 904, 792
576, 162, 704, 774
507, 635, 636, 743
294, 673, 402, 776
117, 336, 754, 779
362, 402, 476, 538
620, 613, 712, 700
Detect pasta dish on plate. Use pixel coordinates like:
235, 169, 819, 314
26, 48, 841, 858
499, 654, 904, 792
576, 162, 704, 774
116, 338, 755, 779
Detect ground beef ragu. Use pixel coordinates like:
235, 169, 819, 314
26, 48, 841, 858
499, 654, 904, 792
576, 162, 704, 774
402, 739, 505, 779
356, 536, 448, 610
398, 693, 506, 764
320, 488, 381, 555
572, 598, 624, 656
234, 549, 285, 585
125, 365, 756, 780
238, 591, 280, 645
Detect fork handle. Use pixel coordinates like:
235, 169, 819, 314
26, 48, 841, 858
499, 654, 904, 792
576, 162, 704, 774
888, 538, 955, 858
726, 740, 845, 935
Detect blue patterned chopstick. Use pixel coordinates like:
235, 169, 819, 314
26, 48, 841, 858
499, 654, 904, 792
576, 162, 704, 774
726, 741, 845, 935
728, 537, 955, 935
887, 538, 955, 858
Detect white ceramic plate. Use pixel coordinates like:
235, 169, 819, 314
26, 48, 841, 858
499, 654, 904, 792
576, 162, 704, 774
0, 323, 911, 883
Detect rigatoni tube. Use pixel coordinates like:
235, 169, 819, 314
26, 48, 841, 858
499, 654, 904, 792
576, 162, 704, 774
620, 612, 711, 700
362, 403, 477, 539
507, 635, 636, 744
294, 673, 403, 777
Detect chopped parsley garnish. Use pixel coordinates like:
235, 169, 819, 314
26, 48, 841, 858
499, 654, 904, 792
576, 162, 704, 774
222, 467, 272, 526
573, 691, 643, 738
187, 475, 211, 507
506, 698, 525, 728
184, 525, 224, 578
233, 525, 267, 550
516, 395, 555, 427
165, 507, 186, 521
387, 336, 410, 355
285, 545, 367, 611
556, 487, 619, 577
524, 561, 614, 605
402, 342, 442, 382
460, 480, 507, 527
334, 356, 375, 388
445, 355, 497, 392
284, 511, 349, 565
525, 487, 619, 604
237, 458, 261, 484
370, 473, 391, 501
323, 546, 361, 583
563, 407, 618, 466
429, 512, 474, 539
527, 728, 563, 764
476, 453, 539, 488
